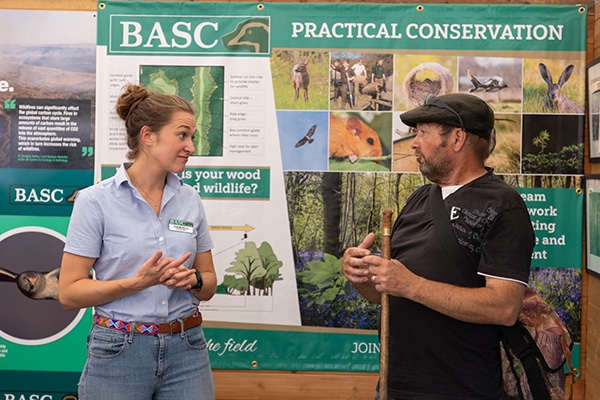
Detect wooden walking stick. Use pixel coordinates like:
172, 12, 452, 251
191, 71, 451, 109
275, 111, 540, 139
379, 209, 393, 400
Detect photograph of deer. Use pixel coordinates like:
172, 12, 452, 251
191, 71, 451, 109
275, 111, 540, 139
291, 59, 310, 103
270, 49, 330, 111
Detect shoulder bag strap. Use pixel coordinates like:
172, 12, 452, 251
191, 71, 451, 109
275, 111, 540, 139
428, 183, 476, 285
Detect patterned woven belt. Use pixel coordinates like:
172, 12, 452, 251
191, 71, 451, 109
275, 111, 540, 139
93, 310, 202, 334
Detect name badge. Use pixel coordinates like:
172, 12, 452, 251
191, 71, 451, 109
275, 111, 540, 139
169, 219, 193, 234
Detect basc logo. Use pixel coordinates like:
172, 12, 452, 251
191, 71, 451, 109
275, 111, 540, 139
2, 394, 77, 400
9, 185, 82, 205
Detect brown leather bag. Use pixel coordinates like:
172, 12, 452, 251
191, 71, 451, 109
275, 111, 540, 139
501, 288, 576, 400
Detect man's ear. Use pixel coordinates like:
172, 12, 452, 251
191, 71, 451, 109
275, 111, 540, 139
452, 128, 468, 152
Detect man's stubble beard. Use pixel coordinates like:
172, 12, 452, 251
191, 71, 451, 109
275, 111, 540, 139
417, 139, 452, 184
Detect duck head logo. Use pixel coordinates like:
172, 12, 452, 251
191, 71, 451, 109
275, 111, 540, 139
221, 17, 270, 54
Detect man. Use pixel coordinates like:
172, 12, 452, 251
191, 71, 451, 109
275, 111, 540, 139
342, 58, 356, 109
330, 58, 350, 110
342, 93, 535, 400
352, 58, 368, 96
352, 58, 367, 78
371, 58, 386, 87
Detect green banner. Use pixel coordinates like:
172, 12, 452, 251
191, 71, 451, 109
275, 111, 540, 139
180, 167, 270, 199
101, 166, 271, 199
0, 371, 79, 399
205, 326, 379, 371
0, 169, 93, 216
0, 5, 587, 397
105, 13, 270, 56
97, 2, 587, 54
517, 188, 583, 268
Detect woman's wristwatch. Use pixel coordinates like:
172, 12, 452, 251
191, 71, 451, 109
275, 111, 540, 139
190, 269, 203, 293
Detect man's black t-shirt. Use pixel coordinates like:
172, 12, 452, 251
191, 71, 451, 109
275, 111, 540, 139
387, 170, 534, 400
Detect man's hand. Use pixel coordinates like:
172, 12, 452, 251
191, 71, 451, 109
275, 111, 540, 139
341, 233, 375, 284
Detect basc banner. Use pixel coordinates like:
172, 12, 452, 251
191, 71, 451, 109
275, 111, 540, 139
0, 2, 586, 397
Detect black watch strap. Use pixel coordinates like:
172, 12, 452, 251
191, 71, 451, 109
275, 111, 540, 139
190, 269, 203, 292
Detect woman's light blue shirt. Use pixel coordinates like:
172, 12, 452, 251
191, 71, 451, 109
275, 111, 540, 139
64, 163, 213, 323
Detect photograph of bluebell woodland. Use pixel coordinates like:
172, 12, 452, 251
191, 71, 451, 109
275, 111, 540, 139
287, 171, 581, 343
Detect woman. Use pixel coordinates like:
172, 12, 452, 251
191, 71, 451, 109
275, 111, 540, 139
59, 84, 217, 399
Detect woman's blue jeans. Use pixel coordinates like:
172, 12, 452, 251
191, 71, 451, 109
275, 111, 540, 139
78, 324, 214, 399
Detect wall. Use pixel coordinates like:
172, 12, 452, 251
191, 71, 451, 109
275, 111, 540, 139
0, 0, 595, 399
587, 4, 600, 400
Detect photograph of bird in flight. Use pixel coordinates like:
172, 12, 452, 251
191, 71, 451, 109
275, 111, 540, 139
295, 124, 317, 147
467, 68, 508, 92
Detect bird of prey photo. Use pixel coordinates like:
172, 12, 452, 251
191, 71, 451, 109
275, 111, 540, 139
295, 124, 317, 148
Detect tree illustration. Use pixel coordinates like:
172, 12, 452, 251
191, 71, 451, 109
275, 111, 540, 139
256, 242, 283, 295
225, 241, 283, 296
222, 274, 248, 295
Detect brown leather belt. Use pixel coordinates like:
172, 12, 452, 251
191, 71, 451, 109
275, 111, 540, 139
93, 310, 202, 334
